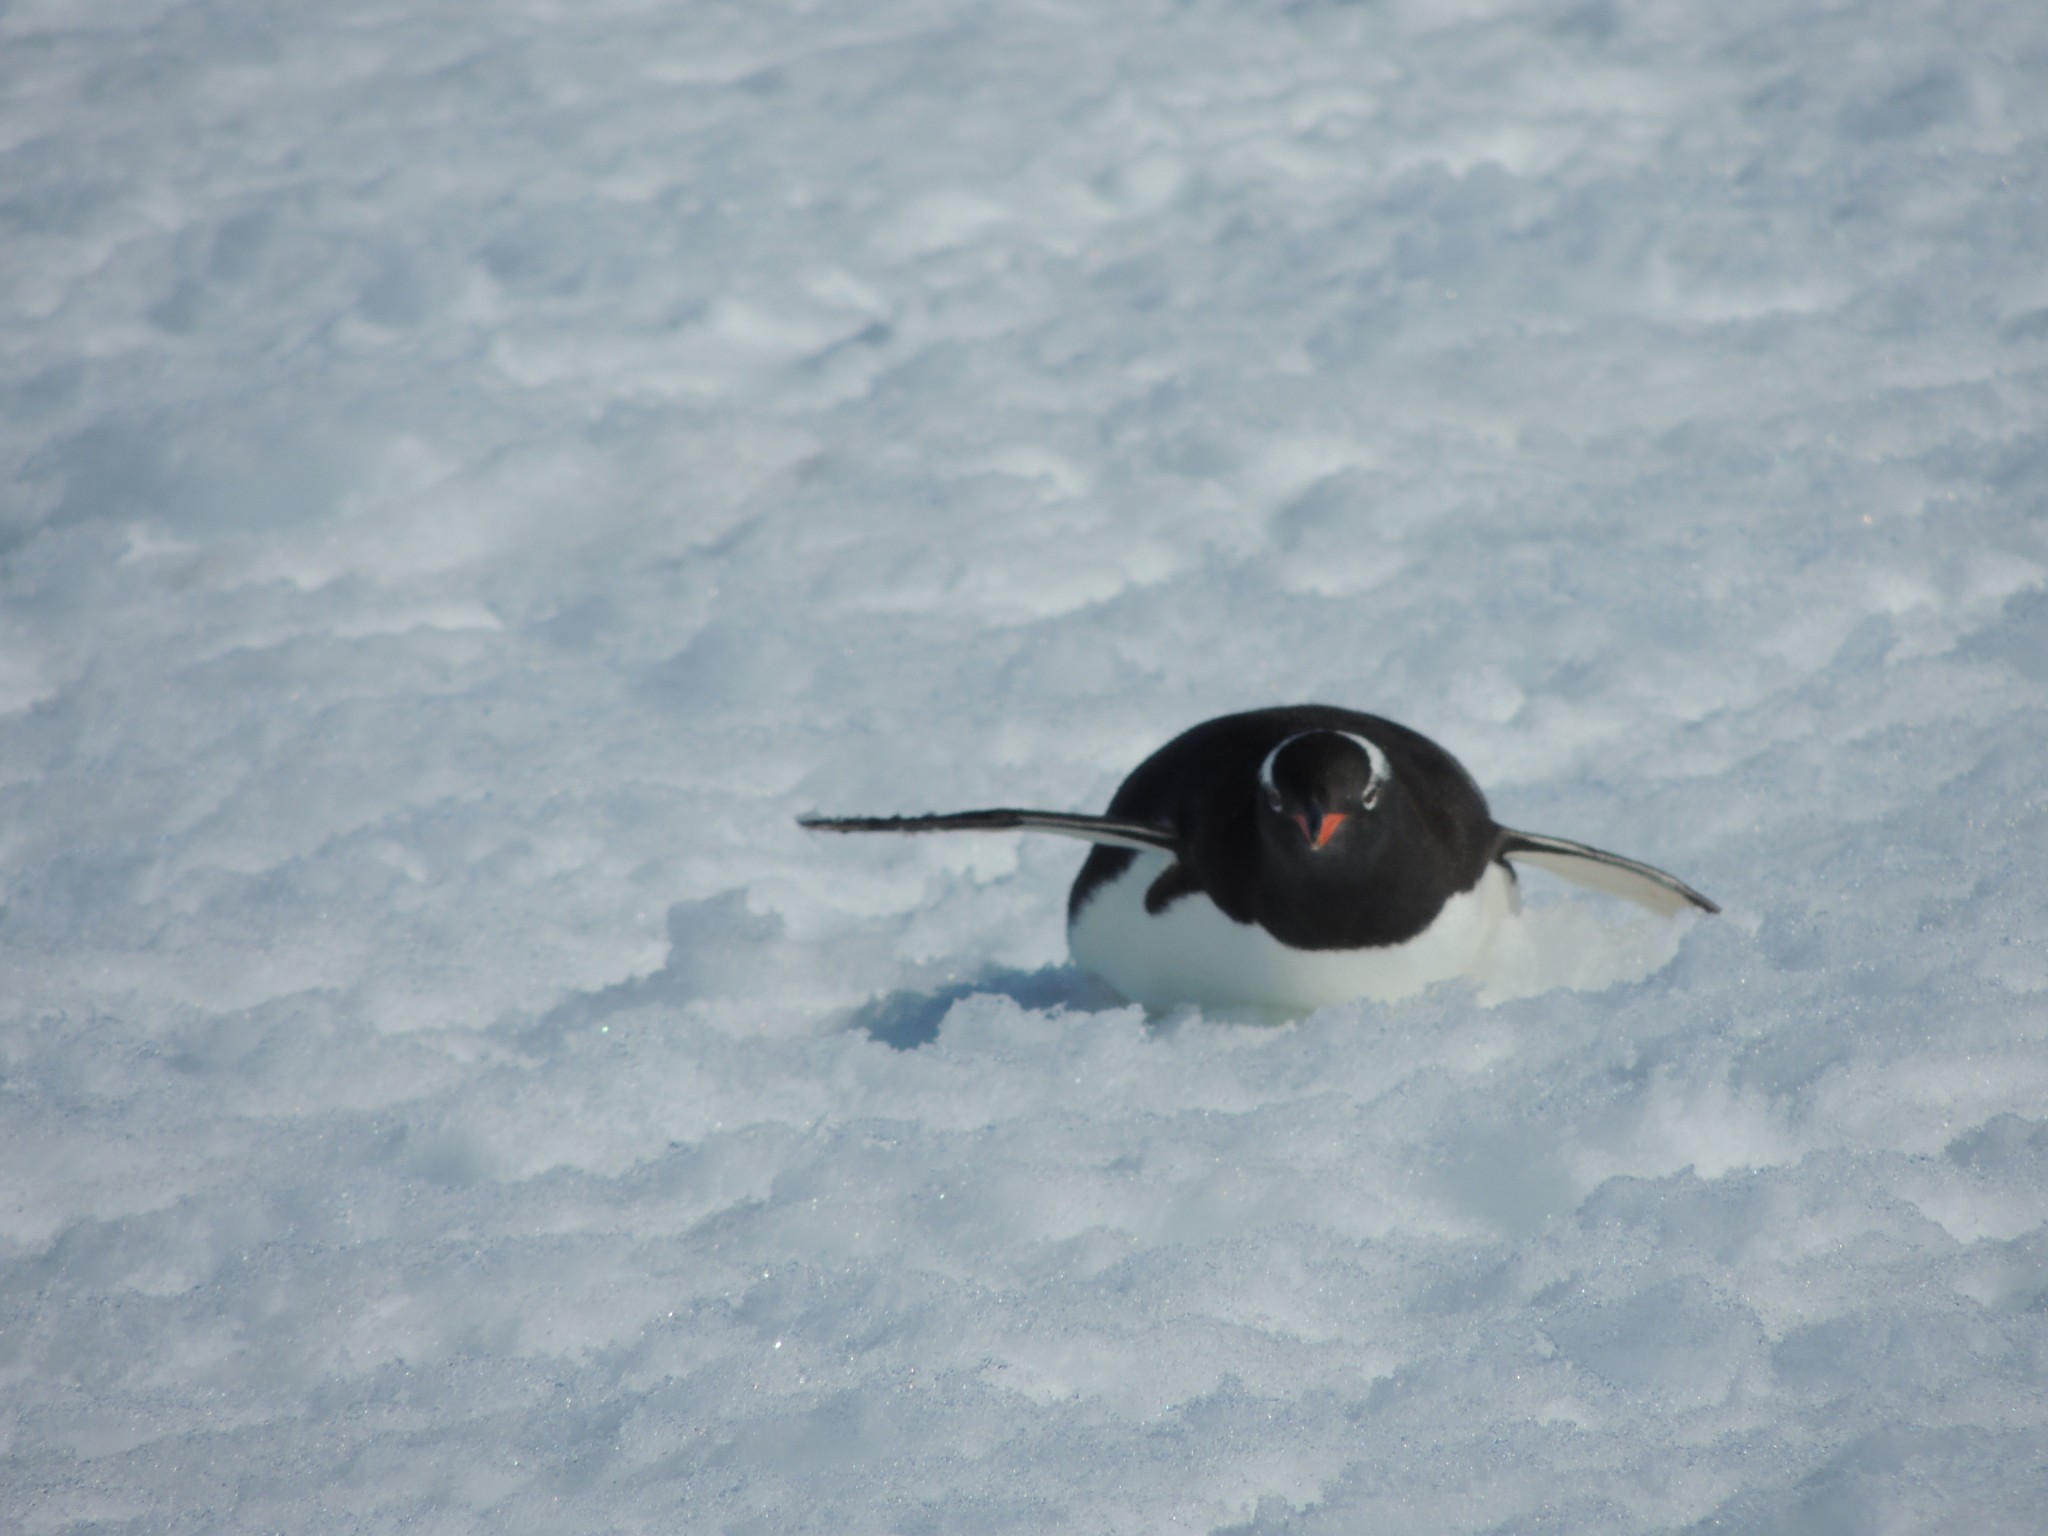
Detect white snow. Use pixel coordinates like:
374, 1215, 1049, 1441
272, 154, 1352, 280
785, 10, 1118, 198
4, 0, 2047, 1530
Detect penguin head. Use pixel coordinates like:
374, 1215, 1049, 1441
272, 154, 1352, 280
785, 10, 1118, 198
1255, 730, 1392, 858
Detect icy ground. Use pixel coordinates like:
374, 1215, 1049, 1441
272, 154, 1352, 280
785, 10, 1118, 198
4, 0, 2048, 1530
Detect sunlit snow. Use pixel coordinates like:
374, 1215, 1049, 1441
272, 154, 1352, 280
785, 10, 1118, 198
4, 0, 2046, 1531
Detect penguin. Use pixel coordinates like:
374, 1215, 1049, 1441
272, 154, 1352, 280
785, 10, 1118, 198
801, 705, 1717, 1012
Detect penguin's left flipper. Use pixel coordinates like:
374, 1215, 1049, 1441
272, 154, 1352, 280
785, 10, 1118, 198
800, 808, 1179, 855
1496, 828, 1719, 917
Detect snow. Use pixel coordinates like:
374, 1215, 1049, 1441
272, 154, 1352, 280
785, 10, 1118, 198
4, 0, 2047, 1530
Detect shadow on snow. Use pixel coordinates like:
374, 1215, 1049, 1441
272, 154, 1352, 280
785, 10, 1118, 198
843, 964, 1125, 1050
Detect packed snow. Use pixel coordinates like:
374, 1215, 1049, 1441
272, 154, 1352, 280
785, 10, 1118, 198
4, 0, 2047, 1530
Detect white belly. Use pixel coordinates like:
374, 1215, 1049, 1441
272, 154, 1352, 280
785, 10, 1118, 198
1067, 853, 1517, 1012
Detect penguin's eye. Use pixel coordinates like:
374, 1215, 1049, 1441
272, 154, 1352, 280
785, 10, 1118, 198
1360, 783, 1383, 812
1264, 789, 1285, 814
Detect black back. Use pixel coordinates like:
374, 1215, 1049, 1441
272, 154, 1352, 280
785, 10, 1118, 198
1067, 704, 1502, 951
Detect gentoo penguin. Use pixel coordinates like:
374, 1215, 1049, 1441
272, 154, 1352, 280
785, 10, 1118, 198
801, 705, 1717, 1011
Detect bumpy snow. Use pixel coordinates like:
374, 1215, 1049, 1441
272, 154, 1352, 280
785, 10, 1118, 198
4, 0, 2046, 1531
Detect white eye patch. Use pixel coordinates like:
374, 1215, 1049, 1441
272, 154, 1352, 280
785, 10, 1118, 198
1258, 731, 1392, 810
1338, 732, 1392, 809
1256, 737, 1293, 806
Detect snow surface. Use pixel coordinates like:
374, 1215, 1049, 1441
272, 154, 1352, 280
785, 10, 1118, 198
4, 0, 2047, 1530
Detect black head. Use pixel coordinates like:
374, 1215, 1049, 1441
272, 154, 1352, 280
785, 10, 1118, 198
1255, 729, 1393, 857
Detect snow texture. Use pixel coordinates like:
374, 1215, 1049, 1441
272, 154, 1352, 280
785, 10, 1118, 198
3, 0, 2047, 1530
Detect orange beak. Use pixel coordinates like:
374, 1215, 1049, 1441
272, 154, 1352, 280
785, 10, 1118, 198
1292, 811, 1349, 850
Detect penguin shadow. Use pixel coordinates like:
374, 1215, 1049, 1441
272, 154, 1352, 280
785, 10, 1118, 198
845, 964, 1125, 1050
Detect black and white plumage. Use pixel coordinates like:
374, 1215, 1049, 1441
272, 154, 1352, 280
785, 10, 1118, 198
801, 705, 1717, 1011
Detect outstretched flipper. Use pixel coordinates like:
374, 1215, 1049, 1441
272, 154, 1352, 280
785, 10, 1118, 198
1496, 828, 1719, 917
800, 808, 1179, 855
